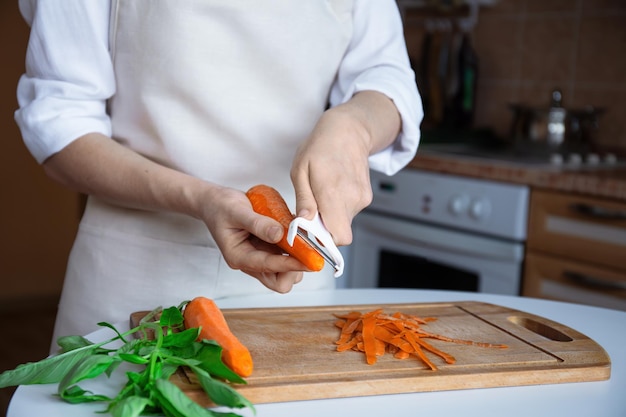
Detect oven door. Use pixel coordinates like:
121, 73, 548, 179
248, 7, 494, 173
343, 211, 525, 295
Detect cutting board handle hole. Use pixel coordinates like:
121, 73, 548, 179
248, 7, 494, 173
508, 316, 573, 342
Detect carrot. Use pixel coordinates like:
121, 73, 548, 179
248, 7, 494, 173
246, 184, 325, 271
333, 309, 507, 371
183, 296, 254, 377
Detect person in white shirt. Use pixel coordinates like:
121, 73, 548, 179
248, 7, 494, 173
15, 0, 423, 352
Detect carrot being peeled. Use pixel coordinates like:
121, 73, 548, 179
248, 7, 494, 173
246, 184, 325, 272
183, 296, 254, 377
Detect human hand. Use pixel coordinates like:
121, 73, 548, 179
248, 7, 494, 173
290, 91, 401, 245
198, 185, 311, 293
290, 110, 372, 246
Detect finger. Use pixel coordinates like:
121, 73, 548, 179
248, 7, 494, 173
232, 236, 314, 274
245, 210, 284, 244
245, 270, 304, 293
291, 165, 317, 220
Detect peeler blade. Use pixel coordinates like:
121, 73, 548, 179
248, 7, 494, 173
287, 213, 344, 277
296, 229, 340, 271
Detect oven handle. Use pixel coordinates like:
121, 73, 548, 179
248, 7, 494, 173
355, 212, 524, 262
569, 203, 626, 220
562, 270, 626, 291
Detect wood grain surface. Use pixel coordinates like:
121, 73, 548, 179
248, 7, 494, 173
131, 301, 611, 406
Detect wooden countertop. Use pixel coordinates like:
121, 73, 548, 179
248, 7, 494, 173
407, 150, 626, 202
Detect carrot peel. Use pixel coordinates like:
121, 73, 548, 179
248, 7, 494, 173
334, 309, 507, 371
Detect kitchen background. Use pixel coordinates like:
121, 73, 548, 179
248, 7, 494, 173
1, 0, 625, 414
401, 0, 626, 153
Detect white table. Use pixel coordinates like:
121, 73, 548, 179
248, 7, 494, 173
7, 289, 626, 417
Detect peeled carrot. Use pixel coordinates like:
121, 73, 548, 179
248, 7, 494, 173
246, 184, 325, 271
183, 296, 254, 377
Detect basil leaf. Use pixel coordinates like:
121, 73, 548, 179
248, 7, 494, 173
57, 335, 94, 353
160, 306, 184, 329
118, 353, 150, 365
161, 363, 180, 380
163, 328, 200, 348
0, 345, 96, 387
189, 366, 254, 412
58, 354, 118, 396
153, 378, 215, 417
117, 338, 143, 355
194, 341, 246, 384
59, 385, 111, 404
109, 395, 152, 417
97, 321, 131, 345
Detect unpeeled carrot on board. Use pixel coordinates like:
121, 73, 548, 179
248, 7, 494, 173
246, 184, 325, 272
183, 296, 254, 377
334, 309, 507, 371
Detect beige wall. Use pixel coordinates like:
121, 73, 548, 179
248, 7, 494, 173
404, 0, 626, 154
0, 2, 79, 306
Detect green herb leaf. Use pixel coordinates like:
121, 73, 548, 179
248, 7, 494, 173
58, 354, 119, 400
0, 345, 96, 387
193, 341, 246, 384
189, 366, 255, 412
57, 335, 94, 353
109, 395, 152, 417
161, 306, 185, 329
163, 328, 201, 348
118, 353, 150, 365
58, 385, 111, 404
153, 378, 215, 417
98, 321, 130, 344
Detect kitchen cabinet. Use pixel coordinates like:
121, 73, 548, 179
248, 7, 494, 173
523, 189, 626, 311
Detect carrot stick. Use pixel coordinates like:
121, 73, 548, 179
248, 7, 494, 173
246, 184, 325, 271
183, 296, 254, 377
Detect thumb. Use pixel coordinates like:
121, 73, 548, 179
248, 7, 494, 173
250, 213, 284, 244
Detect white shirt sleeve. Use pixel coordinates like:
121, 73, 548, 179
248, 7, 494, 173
15, 0, 115, 163
331, 0, 423, 176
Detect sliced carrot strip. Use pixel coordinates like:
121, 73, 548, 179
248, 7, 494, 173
361, 314, 378, 365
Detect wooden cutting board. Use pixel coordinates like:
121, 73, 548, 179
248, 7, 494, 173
130, 301, 610, 406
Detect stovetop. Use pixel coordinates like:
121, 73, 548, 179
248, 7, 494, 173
420, 142, 623, 171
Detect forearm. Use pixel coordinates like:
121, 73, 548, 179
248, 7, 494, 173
333, 90, 402, 156
42, 132, 217, 219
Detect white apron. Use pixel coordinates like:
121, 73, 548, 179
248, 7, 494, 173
52, 0, 354, 349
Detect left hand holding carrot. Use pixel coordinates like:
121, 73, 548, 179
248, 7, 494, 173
195, 185, 308, 293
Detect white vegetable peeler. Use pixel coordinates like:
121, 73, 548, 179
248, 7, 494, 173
287, 213, 344, 278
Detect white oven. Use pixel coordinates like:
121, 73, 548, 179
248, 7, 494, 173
340, 169, 530, 295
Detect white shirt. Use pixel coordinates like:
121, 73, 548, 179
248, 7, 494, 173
15, 0, 423, 173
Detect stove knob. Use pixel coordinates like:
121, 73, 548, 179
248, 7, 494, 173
448, 194, 469, 216
605, 153, 617, 165
567, 153, 582, 165
469, 198, 491, 221
550, 153, 564, 165
586, 153, 600, 165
